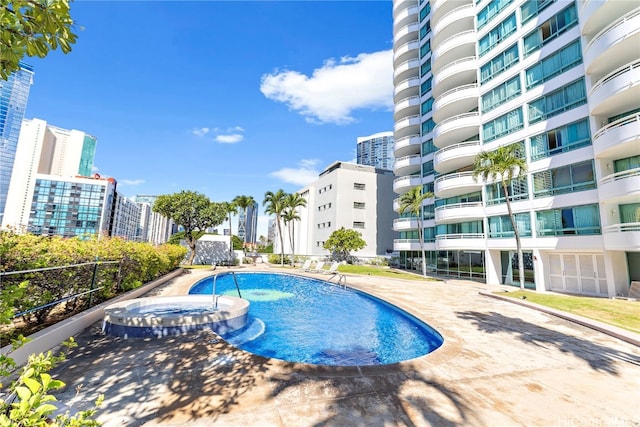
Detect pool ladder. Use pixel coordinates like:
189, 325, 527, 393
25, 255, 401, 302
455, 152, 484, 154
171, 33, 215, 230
328, 273, 347, 289
212, 271, 242, 310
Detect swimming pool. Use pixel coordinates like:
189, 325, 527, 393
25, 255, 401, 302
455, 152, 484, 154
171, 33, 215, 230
189, 272, 443, 366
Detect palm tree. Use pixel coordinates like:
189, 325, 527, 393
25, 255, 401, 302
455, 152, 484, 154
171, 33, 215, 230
473, 143, 528, 289
263, 189, 288, 265
399, 185, 433, 277
283, 192, 307, 263
222, 201, 237, 265
233, 195, 256, 246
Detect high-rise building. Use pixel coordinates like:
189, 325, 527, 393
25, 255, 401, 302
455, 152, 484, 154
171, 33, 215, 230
134, 195, 174, 244
392, 0, 639, 297
3, 118, 97, 229
356, 131, 395, 171
0, 64, 34, 223
238, 202, 259, 244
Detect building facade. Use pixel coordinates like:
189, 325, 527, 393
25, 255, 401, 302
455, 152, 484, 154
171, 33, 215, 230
356, 131, 395, 171
282, 161, 396, 259
392, 0, 639, 297
0, 64, 33, 224
134, 195, 174, 244
238, 201, 259, 244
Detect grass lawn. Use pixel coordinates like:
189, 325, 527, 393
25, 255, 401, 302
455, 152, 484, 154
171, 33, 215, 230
500, 291, 640, 334
337, 264, 438, 281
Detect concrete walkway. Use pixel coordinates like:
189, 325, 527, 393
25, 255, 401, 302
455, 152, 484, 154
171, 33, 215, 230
52, 266, 640, 426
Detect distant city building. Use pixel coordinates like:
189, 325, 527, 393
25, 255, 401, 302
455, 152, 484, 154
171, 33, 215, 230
110, 193, 141, 240
356, 131, 394, 171
0, 64, 33, 224
277, 161, 396, 259
134, 195, 173, 244
28, 174, 116, 238
238, 202, 258, 244
267, 219, 276, 244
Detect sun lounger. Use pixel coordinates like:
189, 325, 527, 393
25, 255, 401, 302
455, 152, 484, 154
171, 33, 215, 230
309, 261, 326, 273
321, 261, 340, 275
297, 259, 312, 271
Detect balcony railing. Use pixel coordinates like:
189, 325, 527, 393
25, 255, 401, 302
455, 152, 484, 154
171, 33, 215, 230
599, 167, 640, 185
590, 60, 640, 96
603, 222, 640, 233
593, 113, 640, 141
586, 7, 640, 52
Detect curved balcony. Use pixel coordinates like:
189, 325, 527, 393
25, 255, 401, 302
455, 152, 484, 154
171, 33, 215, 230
431, 30, 476, 73
432, 4, 474, 46
393, 0, 419, 19
394, 95, 421, 121
432, 84, 479, 123
394, 58, 420, 85
393, 174, 422, 195
584, 7, 640, 78
393, 197, 401, 212
603, 223, 640, 251
580, 0, 638, 38
394, 239, 436, 252
393, 40, 420, 67
432, 56, 477, 98
434, 140, 481, 173
435, 233, 486, 250
589, 60, 640, 117
394, 77, 420, 103
434, 171, 482, 198
435, 202, 484, 224
394, 114, 421, 139
432, 112, 480, 149
593, 113, 640, 158
431, 0, 471, 24
393, 154, 422, 176
394, 133, 422, 158
394, 22, 420, 47
598, 168, 640, 203
394, 5, 419, 31
393, 217, 420, 231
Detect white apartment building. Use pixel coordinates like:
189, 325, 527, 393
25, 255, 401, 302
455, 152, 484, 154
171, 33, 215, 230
281, 161, 396, 259
111, 192, 141, 240
356, 131, 395, 171
392, 0, 639, 297
137, 200, 174, 245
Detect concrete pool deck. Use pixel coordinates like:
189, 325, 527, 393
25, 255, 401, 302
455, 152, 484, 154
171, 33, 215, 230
52, 265, 640, 426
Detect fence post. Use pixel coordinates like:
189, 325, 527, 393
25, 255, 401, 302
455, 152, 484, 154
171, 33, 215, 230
87, 261, 99, 308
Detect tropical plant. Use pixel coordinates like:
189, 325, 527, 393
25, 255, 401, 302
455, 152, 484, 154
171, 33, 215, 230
473, 143, 528, 289
232, 195, 256, 245
398, 185, 433, 277
282, 192, 307, 263
1, 0, 78, 80
153, 191, 227, 265
221, 201, 238, 264
323, 227, 366, 262
263, 190, 288, 265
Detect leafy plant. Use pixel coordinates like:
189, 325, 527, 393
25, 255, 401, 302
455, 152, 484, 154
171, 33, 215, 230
323, 227, 366, 262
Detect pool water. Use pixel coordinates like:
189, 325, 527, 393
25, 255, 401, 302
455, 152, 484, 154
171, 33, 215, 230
189, 272, 443, 366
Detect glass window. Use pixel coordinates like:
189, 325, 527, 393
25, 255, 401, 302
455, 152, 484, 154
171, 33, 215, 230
420, 2, 431, 21
422, 118, 435, 135
520, 0, 554, 24
523, 4, 577, 56
421, 77, 433, 95
481, 75, 521, 112
529, 118, 590, 160
420, 21, 431, 39
482, 107, 523, 143
353, 221, 365, 229
525, 39, 581, 89
488, 213, 532, 238
420, 39, 431, 58
478, 0, 513, 30
533, 160, 596, 197
422, 139, 436, 155
536, 204, 600, 236
353, 183, 366, 190
614, 155, 640, 173
421, 60, 432, 77
478, 13, 517, 57
480, 43, 519, 84
485, 176, 529, 205
527, 78, 586, 124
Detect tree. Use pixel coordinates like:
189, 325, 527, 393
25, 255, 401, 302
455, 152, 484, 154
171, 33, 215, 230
399, 185, 433, 277
232, 195, 255, 245
473, 143, 528, 289
1, 0, 78, 80
323, 227, 366, 262
153, 191, 226, 265
263, 190, 287, 265
282, 192, 307, 263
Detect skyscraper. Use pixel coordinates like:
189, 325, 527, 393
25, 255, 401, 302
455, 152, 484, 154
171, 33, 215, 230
356, 131, 395, 170
0, 64, 33, 224
392, 0, 639, 297
238, 201, 259, 244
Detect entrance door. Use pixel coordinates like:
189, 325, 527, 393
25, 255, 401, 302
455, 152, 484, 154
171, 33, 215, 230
548, 253, 606, 295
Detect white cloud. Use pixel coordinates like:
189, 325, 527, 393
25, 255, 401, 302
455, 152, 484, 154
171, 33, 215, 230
215, 134, 244, 144
192, 127, 210, 136
260, 50, 393, 125
270, 159, 320, 186
119, 179, 145, 186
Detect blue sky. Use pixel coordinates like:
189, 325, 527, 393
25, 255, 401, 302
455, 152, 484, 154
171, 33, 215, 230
25, 0, 394, 237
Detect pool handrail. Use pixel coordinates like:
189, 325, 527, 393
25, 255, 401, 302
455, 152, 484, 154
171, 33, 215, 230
212, 271, 242, 309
